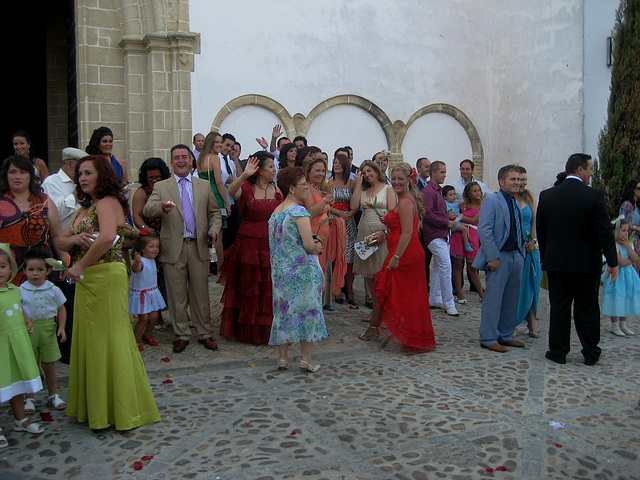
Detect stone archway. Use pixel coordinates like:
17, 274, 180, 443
211, 95, 296, 139
399, 103, 485, 179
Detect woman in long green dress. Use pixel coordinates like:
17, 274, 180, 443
61, 155, 160, 431
197, 132, 229, 267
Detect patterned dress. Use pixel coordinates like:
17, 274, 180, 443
0, 193, 52, 286
331, 187, 356, 264
268, 204, 328, 345
66, 205, 160, 431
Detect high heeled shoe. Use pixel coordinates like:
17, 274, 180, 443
142, 335, 158, 346
359, 327, 380, 341
299, 360, 321, 372
277, 359, 289, 370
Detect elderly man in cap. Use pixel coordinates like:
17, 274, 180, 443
42, 147, 85, 230
42, 147, 85, 364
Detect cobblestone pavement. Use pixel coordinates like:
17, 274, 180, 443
1, 276, 639, 480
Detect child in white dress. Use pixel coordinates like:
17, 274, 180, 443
602, 219, 640, 336
129, 235, 166, 350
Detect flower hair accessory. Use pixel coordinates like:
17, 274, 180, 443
409, 168, 418, 184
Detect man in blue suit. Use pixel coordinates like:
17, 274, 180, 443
472, 165, 526, 352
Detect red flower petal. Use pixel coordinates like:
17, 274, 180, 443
39, 412, 54, 422
141, 455, 154, 461
496, 465, 507, 471
162, 379, 173, 384
486, 467, 494, 472
290, 430, 297, 435
161, 357, 170, 362
378, 371, 383, 375
133, 461, 143, 470
555, 442, 562, 448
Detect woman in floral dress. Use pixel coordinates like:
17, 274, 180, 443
268, 167, 327, 373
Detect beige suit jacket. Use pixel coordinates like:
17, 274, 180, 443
143, 175, 222, 264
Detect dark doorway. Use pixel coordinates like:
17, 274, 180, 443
2, 1, 76, 164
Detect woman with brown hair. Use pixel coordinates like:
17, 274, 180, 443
60, 155, 160, 431
218, 151, 283, 344
268, 167, 327, 372
196, 131, 229, 267
351, 160, 396, 325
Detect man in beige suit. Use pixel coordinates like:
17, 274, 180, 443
144, 144, 223, 353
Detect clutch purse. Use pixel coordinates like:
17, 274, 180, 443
364, 231, 384, 246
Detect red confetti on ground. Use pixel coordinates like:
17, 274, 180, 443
161, 357, 170, 362
496, 465, 507, 471
39, 412, 54, 422
444, 403, 450, 407
555, 442, 563, 448
133, 461, 143, 470
141, 455, 154, 461
290, 430, 297, 435
162, 379, 173, 384
378, 371, 383, 375
486, 467, 494, 472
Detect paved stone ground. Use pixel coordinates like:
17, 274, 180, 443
1, 275, 639, 480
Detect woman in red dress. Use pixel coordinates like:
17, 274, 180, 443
218, 151, 283, 344
361, 162, 436, 352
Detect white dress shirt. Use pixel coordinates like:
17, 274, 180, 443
42, 169, 80, 230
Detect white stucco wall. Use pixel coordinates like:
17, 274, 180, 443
190, 0, 616, 196
583, 1, 618, 166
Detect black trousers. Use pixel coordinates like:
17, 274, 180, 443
546, 271, 601, 363
223, 203, 241, 251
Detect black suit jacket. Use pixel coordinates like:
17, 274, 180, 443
536, 178, 617, 274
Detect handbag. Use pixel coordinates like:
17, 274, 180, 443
355, 240, 378, 260
364, 231, 385, 246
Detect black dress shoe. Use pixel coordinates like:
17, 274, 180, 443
545, 351, 566, 364
584, 357, 599, 366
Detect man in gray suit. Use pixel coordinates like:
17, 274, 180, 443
472, 165, 525, 352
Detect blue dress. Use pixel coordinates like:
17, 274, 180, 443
516, 203, 542, 324
268, 204, 328, 345
601, 245, 640, 317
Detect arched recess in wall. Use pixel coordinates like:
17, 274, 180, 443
301, 95, 395, 149
211, 95, 296, 138
399, 103, 485, 179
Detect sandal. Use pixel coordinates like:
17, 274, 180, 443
24, 398, 35, 415
137, 343, 144, 352
142, 335, 158, 346
14, 418, 44, 434
0, 427, 7, 449
299, 360, 321, 372
47, 394, 66, 411
277, 359, 289, 370
528, 329, 541, 339
359, 327, 380, 341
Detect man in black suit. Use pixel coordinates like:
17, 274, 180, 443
537, 153, 618, 366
